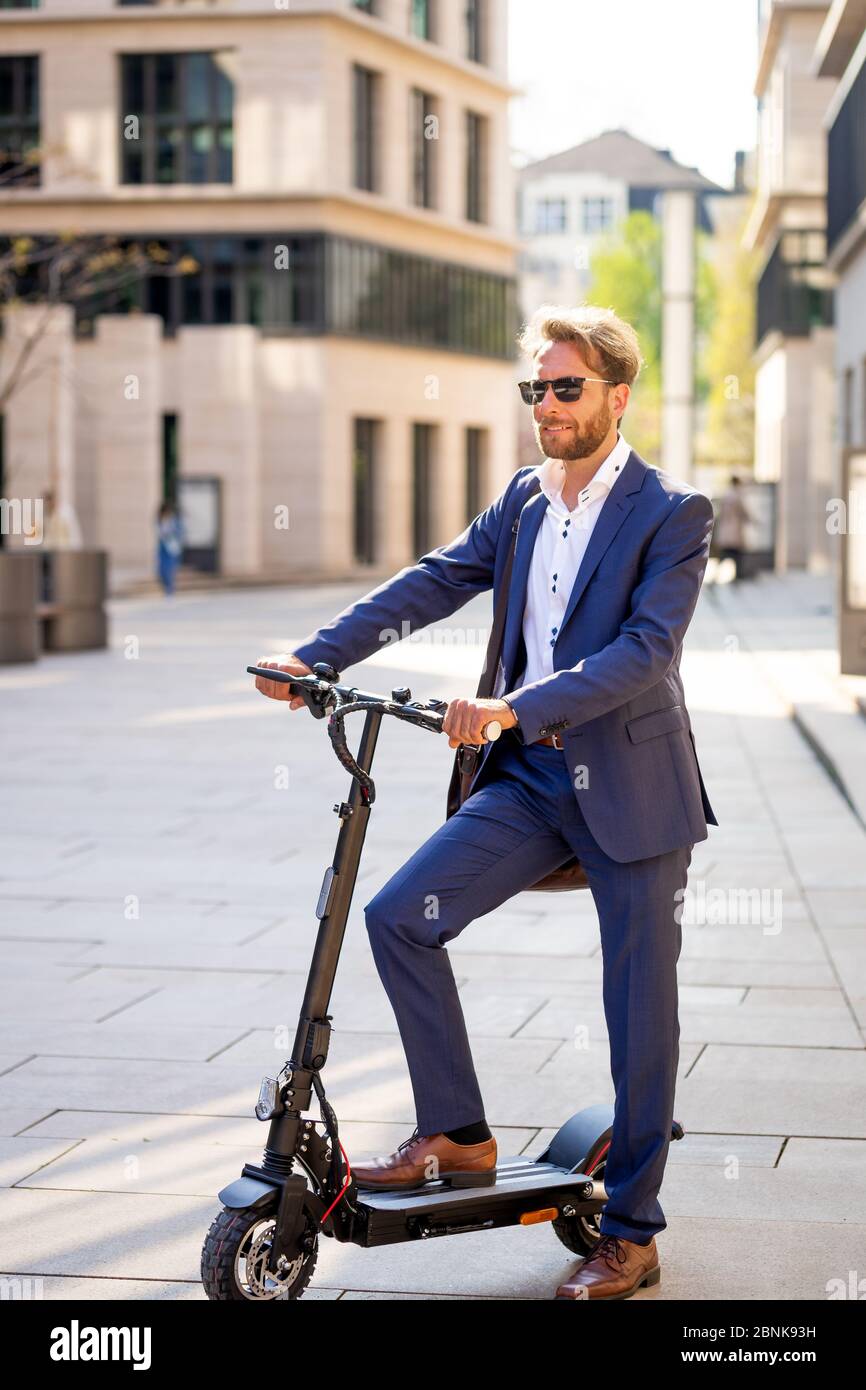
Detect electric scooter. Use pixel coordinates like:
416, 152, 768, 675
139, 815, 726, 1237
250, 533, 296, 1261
201, 662, 685, 1300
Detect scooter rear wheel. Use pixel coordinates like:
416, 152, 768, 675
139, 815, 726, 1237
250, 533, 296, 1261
551, 1157, 606, 1257
201, 1204, 318, 1301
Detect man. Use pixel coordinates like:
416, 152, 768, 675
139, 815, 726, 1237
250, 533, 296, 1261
715, 473, 753, 583
255, 304, 718, 1301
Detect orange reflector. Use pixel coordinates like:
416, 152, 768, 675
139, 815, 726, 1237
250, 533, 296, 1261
519, 1207, 558, 1226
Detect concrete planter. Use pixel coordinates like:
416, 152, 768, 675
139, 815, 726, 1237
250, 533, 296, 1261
40, 550, 108, 652
0, 551, 40, 663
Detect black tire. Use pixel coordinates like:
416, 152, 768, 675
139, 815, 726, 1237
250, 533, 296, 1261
551, 1159, 606, 1257
201, 1204, 318, 1301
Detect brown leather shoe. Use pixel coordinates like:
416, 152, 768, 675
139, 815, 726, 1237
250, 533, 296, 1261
555, 1234, 660, 1300
352, 1128, 497, 1189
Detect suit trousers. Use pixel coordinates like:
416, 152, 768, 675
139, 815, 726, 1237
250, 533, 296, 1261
362, 728, 693, 1245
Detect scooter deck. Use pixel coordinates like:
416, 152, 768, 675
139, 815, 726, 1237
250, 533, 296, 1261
354, 1154, 604, 1247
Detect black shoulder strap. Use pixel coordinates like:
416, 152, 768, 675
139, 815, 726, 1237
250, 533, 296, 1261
475, 513, 520, 700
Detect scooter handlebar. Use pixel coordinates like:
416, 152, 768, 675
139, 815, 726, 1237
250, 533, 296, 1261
248, 663, 505, 806
246, 665, 502, 742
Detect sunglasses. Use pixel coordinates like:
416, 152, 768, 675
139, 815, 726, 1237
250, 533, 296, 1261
518, 376, 616, 405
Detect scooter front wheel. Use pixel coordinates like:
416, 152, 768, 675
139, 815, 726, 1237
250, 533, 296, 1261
201, 1204, 319, 1301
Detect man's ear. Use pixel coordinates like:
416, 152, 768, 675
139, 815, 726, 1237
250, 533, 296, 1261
614, 382, 630, 420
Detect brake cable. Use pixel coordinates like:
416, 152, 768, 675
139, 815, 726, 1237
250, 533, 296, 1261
326, 696, 444, 805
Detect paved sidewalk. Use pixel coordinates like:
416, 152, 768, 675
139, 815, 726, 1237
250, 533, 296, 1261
0, 575, 864, 1300
706, 568, 866, 827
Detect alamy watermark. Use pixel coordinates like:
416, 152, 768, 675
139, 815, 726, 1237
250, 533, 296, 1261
0, 497, 43, 545
675, 881, 783, 935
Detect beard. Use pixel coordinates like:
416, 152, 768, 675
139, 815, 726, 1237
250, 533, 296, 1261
536, 397, 614, 460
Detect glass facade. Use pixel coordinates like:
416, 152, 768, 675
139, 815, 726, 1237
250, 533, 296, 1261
325, 234, 515, 357
64, 234, 323, 338
5, 231, 516, 359
0, 55, 40, 186
828, 57, 866, 254
119, 52, 234, 185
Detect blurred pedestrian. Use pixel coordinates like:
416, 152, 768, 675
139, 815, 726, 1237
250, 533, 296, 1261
156, 502, 184, 596
715, 474, 753, 583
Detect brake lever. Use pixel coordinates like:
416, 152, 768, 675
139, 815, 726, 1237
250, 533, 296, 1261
245, 666, 333, 720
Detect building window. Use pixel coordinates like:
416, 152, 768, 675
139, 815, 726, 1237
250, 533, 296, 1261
465, 427, 486, 523
353, 419, 378, 564
119, 52, 233, 185
412, 423, 434, 556
0, 55, 40, 186
162, 413, 179, 505
466, 0, 486, 63
534, 198, 568, 234
582, 197, 614, 233
410, 0, 433, 39
410, 89, 436, 209
465, 111, 487, 223
353, 65, 378, 193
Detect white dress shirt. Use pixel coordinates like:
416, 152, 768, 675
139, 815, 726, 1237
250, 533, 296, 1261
512, 431, 632, 692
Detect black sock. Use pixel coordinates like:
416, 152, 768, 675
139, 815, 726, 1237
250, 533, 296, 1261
443, 1120, 492, 1145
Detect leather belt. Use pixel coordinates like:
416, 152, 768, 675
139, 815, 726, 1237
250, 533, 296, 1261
537, 733, 565, 749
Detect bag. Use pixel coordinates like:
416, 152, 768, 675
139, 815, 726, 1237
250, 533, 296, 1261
445, 510, 589, 892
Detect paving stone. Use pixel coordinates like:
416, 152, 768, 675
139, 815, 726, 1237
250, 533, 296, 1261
679, 1044, 866, 1138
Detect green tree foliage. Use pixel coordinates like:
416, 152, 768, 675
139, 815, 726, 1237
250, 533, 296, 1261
701, 207, 758, 468
585, 210, 720, 467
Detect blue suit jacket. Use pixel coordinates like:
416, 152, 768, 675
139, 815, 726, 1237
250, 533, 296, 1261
293, 447, 719, 863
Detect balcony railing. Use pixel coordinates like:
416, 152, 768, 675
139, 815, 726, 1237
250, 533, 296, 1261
756, 228, 834, 343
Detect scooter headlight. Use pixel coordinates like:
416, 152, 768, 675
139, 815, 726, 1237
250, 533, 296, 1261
255, 1076, 279, 1121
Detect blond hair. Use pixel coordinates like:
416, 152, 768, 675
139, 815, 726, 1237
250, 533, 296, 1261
517, 304, 643, 389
